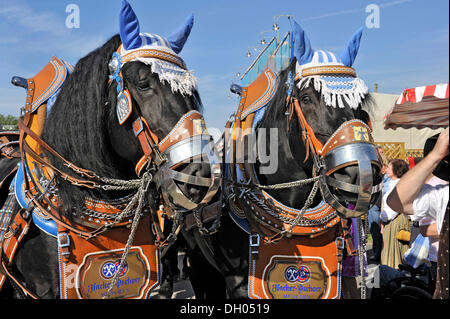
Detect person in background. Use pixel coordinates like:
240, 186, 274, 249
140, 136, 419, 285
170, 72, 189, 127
368, 148, 388, 263
408, 158, 424, 245
419, 173, 448, 283
374, 174, 445, 294
386, 128, 449, 299
380, 159, 410, 269
420, 217, 439, 284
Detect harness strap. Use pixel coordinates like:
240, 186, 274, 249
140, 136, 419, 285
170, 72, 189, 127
290, 98, 324, 156
148, 198, 167, 247
22, 142, 98, 189
184, 200, 221, 231
0, 207, 39, 299
340, 218, 357, 256
235, 192, 278, 252
28, 194, 112, 240
18, 118, 99, 183
0, 258, 39, 299
132, 116, 169, 177
132, 117, 159, 156
17, 120, 131, 238
0, 133, 20, 159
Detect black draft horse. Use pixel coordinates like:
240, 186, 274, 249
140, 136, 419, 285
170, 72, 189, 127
0, 13, 213, 299
183, 23, 381, 299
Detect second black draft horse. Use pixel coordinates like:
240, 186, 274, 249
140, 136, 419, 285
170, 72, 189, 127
183, 22, 382, 299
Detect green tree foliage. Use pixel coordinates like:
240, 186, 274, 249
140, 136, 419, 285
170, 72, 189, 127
0, 114, 18, 125
0, 114, 18, 129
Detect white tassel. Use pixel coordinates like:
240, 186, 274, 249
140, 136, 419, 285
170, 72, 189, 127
131, 57, 197, 96
296, 74, 369, 109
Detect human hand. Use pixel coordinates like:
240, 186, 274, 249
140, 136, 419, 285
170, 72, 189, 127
430, 127, 449, 161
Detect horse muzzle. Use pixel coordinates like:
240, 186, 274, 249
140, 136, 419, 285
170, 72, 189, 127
155, 134, 221, 212
315, 120, 382, 218
145, 111, 221, 212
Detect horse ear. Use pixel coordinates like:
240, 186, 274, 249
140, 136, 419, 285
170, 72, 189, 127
293, 22, 313, 65
119, 0, 142, 50
167, 13, 194, 54
339, 26, 364, 67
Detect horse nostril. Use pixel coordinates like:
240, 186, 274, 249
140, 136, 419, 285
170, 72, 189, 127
344, 166, 359, 184
333, 172, 353, 184
186, 163, 211, 179
175, 162, 211, 203
333, 166, 359, 185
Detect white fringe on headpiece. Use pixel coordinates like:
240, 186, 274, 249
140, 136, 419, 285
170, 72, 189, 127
297, 75, 369, 109
131, 57, 198, 96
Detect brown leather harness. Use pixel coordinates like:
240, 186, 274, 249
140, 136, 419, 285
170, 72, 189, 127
0, 50, 221, 298
223, 66, 381, 299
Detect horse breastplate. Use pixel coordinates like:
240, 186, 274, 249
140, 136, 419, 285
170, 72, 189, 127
3, 172, 161, 299
56, 214, 160, 299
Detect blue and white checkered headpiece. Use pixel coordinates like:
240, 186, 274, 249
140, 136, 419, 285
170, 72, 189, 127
293, 22, 368, 109
115, 0, 197, 96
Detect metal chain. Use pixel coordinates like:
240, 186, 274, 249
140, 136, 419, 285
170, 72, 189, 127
282, 180, 320, 237
103, 171, 152, 299
245, 179, 335, 227
255, 176, 321, 190
98, 176, 142, 191
358, 215, 368, 299
194, 207, 222, 236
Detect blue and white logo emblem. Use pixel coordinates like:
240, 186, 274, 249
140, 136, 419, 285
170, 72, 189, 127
285, 266, 300, 283
284, 265, 311, 283
100, 260, 128, 279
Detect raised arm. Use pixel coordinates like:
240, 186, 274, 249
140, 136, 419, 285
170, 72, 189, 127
386, 127, 449, 214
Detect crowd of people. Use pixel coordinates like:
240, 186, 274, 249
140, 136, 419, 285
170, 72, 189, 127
157, 129, 449, 300
368, 128, 449, 299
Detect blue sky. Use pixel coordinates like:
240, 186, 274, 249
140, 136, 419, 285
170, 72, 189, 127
0, 0, 448, 131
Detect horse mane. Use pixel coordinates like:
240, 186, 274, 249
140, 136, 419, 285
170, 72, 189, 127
41, 34, 131, 211
258, 60, 296, 128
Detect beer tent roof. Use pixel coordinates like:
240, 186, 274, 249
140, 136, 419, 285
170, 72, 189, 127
384, 83, 449, 130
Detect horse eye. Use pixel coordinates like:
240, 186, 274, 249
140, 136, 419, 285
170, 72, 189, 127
301, 95, 313, 104
137, 81, 151, 91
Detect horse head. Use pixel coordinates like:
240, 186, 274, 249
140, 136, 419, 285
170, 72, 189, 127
256, 22, 382, 218
42, 0, 220, 215
106, 1, 220, 213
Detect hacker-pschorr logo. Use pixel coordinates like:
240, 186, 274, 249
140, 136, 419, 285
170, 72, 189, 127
100, 260, 128, 280
285, 265, 311, 283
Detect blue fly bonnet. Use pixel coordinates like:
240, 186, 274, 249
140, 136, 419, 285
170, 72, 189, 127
110, 0, 197, 98
293, 22, 368, 109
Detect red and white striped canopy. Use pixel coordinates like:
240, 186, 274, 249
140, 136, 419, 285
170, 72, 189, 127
384, 83, 449, 130
395, 83, 449, 104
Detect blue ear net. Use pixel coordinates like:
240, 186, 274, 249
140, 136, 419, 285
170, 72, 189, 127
119, 0, 142, 50
293, 22, 313, 65
167, 13, 194, 54
339, 26, 364, 67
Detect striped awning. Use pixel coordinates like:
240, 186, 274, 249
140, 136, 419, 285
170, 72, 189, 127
384, 83, 449, 129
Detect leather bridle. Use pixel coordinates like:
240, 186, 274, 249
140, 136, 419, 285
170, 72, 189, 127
108, 45, 221, 213
286, 95, 382, 218
15, 44, 221, 236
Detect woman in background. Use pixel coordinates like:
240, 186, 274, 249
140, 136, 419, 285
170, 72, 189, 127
380, 159, 410, 269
